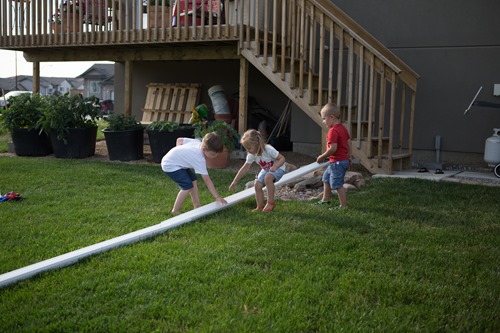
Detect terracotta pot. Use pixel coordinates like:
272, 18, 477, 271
214, 113, 233, 124
51, 16, 82, 33
147, 6, 170, 28
206, 148, 230, 169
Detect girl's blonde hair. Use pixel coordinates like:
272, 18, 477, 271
240, 129, 266, 156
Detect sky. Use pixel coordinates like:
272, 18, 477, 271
0, 50, 113, 78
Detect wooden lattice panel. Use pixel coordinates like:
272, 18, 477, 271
141, 83, 201, 125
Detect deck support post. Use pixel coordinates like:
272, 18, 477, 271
238, 57, 249, 133
124, 60, 133, 116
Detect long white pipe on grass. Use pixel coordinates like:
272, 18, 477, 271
0, 162, 327, 288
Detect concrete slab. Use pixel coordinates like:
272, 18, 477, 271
445, 170, 500, 186
373, 169, 500, 186
372, 169, 460, 182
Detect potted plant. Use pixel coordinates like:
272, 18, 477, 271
102, 113, 144, 161
42, 93, 101, 159
147, 0, 170, 28
0, 93, 53, 156
193, 120, 240, 168
145, 120, 195, 163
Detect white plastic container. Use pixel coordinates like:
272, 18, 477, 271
208, 85, 231, 115
484, 128, 500, 165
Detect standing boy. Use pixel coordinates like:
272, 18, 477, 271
315, 103, 352, 209
161, 132, 228, 213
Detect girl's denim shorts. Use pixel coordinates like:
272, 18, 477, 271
255, 168, 285, 184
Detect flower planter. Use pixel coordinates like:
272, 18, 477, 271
102, 127, 144, 161
50, 127, 97, 159
11, 128, 53, 156
147, 126, 195, 163
206, 148, 230, 169
147, 5, 171, 28
51, 16, 82, 33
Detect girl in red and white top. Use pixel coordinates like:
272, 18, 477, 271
229, 129, 286, 212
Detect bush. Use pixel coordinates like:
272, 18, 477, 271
104, 113, 143, 131
42, 93, 101, 140
0, 93, 47, 132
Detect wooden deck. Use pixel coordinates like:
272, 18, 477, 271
0, 0, 420, 174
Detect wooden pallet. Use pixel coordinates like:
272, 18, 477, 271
141, 83, 201, 125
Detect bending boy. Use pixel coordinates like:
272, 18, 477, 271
161, 132, 228, 213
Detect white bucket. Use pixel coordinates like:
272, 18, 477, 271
208, 85, 231, 115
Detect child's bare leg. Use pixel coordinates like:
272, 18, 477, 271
254, 182, 265, 208
322, 182, 333, 202
172, 189, 191, 213
336, 186, 348, 207
190, 180, 201, 208
264, 173, 276, 203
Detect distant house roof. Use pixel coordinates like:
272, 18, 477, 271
77, 63, 114, 80
0, 75, 32, 93
100, 76, 115, 86
68, 78, 84, 89
0, 64, 111, 95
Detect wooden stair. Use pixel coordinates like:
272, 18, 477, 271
239, 0, 418, 174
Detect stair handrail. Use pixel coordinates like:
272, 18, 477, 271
310, 0, 419, 89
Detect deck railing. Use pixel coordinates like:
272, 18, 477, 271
0, 0, 239, 47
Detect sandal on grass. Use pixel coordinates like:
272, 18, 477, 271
312, 200, 330, 205
252, 206, 264, 212
262, 202, 276, 212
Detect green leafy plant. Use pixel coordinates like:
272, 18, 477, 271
193, 120, 240, 150
0, 93, 46, 132
42, 93, 101, 141
104, 113, 143, 131
145, 121, 182, 132
148, 0, 170, 6
50, 0, 84, 24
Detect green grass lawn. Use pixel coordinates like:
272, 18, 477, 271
0, 126, 9, 152
0, 157, 499, 332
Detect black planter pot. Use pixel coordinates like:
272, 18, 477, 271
102, 127, 144, 161
147, 126, 195, 163
11, 128, 53, 156
50, 127, 97, 159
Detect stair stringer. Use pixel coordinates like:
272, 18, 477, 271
240, 48, 393, 174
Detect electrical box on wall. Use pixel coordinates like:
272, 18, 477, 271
494, 84, 500, 96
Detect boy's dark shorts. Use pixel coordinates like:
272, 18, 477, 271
322, 160, 349, 190
165, 169, 197, 190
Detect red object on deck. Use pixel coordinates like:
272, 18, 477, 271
172, 0, 224, 27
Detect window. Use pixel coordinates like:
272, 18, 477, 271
90, 81, 101, 94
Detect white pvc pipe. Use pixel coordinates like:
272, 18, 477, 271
0, 162, 327, 288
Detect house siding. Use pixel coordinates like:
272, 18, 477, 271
329, 0, 500, 166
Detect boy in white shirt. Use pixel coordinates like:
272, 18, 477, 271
161, 132, 228, 213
